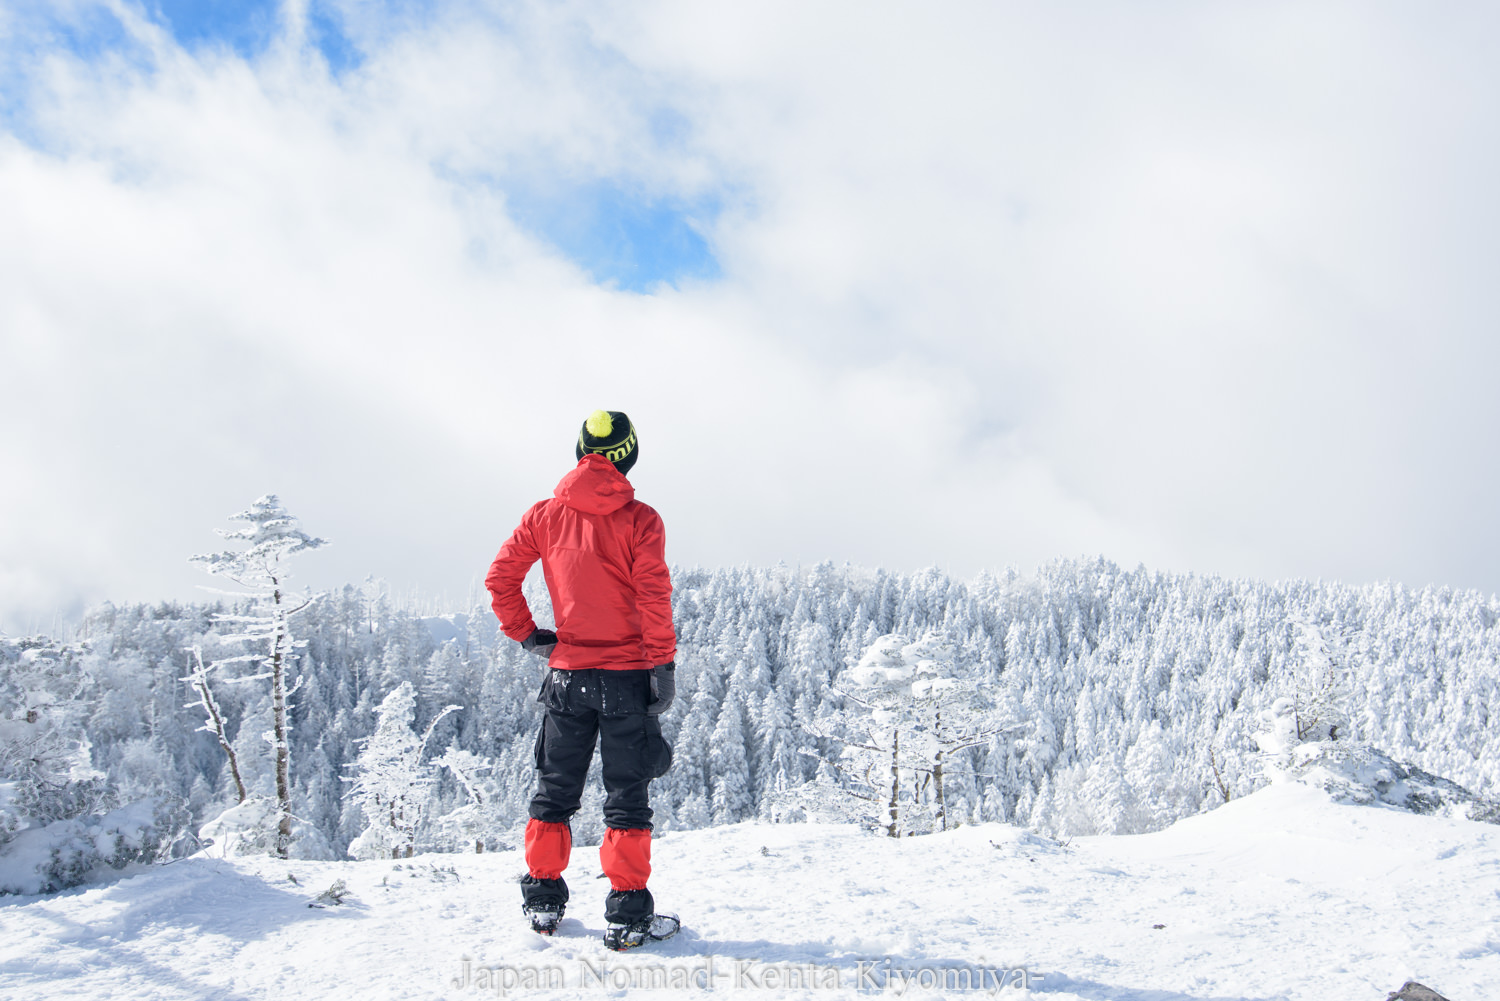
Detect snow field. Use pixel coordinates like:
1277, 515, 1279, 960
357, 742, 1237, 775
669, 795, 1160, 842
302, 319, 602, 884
0, 783, 1495, 1000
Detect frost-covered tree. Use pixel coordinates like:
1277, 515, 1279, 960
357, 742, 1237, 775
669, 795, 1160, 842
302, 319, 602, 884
430, 747, 505, 853
1287, 618, 1352, 742
801, 634, 913, 836
895, 634, 1016, 831
345, 682, 459, 859
755, 686, 802, 821
808, 633, 1010, 836
190, 494, 327, 858
0, 641, 104, 842
0, 638, 193, 893
710, 692, 752, 825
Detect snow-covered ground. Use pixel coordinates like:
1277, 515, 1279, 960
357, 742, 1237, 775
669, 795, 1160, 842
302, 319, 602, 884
1, 784, 1494, 1000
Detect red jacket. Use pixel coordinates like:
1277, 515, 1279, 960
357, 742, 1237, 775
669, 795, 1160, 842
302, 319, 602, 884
486, 454, 676, 671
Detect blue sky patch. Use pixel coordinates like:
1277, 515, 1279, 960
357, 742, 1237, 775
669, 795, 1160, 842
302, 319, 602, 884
307, 5, 363, 76
46, 4, 134, 62
144, 0, 361, 72
0, 1, 364, 76
149, 0, 280, 57
0, 6, 141, 147
508, 181, 722, 293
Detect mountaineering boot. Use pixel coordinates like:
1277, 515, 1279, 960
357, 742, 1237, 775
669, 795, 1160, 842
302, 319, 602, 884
602, 913, 680, 951
524, 900, 564, 935
520, 875, 568, 935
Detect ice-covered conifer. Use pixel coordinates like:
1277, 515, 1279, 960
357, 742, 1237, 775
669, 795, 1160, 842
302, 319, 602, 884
345, 682, 458, 859
0, 639, 103, 843
190, 495, 327, 858
807, 632, 1014, 835
710, 693, 752, 824
1287, 618, 1352, 743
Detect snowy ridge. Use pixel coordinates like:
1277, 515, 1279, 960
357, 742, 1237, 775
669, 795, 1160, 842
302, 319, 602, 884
1, 782, 1495, 1000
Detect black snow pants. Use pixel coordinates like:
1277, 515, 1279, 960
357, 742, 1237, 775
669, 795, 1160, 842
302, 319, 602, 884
529, 667, 673, 830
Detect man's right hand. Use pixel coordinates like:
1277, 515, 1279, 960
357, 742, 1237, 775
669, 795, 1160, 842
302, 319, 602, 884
522, 628, 558, 656
647, 662, 676, 715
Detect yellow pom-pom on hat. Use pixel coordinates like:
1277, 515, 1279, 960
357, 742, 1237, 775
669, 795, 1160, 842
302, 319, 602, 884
576, 409, 639, 476
585, 409, 614, 438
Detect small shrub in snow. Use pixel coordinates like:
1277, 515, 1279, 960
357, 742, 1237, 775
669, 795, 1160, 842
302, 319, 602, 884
199, 797, 280, 856
199, 796, 334, 859
0, 797, 190, 895
309, 878, 349, 907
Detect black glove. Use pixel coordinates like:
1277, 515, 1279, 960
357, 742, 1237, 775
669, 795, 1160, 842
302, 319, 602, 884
521, 628, 557, 656
647, 662, 676, 715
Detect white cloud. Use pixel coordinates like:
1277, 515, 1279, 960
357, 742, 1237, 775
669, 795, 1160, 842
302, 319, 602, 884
3, 0, 1500, 631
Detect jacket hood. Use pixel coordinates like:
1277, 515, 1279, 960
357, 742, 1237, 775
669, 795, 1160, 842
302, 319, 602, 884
554, 453, 635, 515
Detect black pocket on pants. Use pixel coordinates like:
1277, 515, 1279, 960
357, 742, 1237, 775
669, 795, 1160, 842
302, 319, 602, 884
644, 716, 672, 778
599, 669, 651, 716
533, 722, 547, 769
538, 669, 575, 712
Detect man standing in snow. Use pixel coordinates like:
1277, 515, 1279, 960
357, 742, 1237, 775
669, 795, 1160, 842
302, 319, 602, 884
485, 410, 680, 951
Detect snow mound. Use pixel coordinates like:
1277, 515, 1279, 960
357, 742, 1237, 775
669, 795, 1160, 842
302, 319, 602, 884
1279, 742, 1500, 824
1255, 696, 1498, 823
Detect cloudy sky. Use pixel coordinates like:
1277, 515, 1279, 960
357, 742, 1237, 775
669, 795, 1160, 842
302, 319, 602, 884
3, 0, 1498, 632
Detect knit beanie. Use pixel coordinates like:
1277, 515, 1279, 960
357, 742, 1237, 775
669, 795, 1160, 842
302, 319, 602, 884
576, 410, 639, 476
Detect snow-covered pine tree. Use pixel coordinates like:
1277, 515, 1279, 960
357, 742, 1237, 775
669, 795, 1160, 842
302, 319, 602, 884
345, 682, 460, 859
802, 634, 911, 836
710, 691, 752, 825
755, 686, 802, 821
1288, 617, 1352, 742
898, 634, 1014, 831
806, 632, 1010, 835
667, 688, 715, 828
190, 494, 327, 858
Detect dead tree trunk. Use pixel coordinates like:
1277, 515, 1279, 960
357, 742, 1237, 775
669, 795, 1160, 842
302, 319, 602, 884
270, 581, 293, 860
187, 646, 247, 803
886, 730, 901, 838
933, 752, 947, 832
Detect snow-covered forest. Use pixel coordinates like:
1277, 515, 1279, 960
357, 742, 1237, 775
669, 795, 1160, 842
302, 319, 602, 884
5, 558, 1500, 885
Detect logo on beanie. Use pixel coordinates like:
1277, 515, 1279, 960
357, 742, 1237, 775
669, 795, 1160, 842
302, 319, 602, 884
601, 428, 637, 463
